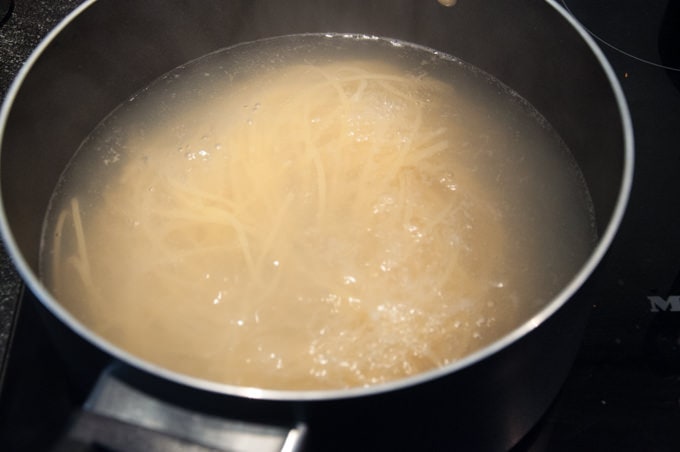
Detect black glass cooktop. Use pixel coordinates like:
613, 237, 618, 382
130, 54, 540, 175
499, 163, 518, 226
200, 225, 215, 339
1, 1, 679, 451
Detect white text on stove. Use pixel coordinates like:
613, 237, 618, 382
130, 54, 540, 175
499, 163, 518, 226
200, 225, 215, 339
648, 295, 680, 312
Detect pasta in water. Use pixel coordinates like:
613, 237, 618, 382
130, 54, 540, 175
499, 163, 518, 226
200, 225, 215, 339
40, 35, 596, 390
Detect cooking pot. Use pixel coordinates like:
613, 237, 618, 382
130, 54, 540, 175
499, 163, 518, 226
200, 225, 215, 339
0, 0, 633, 450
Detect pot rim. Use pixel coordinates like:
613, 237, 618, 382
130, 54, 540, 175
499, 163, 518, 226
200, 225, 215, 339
0, 0, 634, 401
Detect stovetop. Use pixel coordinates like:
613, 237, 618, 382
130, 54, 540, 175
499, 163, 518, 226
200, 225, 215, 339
0, 1, 679, 451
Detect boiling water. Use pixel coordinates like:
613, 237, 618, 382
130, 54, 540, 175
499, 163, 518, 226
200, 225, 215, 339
40, 34, 596, 390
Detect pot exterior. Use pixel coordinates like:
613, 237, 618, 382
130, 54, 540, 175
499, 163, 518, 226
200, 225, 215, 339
0, 1, 631, 450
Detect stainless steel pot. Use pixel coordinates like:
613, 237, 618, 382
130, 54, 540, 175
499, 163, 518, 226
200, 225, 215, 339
0, 0, 633, 450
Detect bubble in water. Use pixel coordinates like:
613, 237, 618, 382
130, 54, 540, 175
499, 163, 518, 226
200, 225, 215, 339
380, 259, 395, 272
405, 224, 424, 241
439, 173, 458, 191
212, 291, 223, 305
103, 151, 120, 166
